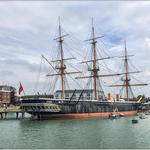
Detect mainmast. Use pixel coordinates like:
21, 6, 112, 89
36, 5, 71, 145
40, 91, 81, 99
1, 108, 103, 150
124, 41, 129, 100
83, 19, 104, 100
76, 19, 129, 100
58, 17, 65, 99
76, 19, 115, 100
91, 19, 98, 100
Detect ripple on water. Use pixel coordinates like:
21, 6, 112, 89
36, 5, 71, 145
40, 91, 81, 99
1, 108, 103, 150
0, 116, 150, 148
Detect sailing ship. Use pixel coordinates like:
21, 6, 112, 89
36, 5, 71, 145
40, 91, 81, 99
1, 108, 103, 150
20, 18, 147, 119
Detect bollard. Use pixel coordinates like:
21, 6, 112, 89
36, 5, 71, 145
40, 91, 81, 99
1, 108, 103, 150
0, 113, 3, 119
22, 112, 25, 119
16, 112, 19, 119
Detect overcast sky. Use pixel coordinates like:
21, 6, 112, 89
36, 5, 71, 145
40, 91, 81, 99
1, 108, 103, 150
0, 1, 150, 97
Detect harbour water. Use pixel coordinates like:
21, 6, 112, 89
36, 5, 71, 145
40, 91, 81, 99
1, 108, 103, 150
0, 116, 150, 149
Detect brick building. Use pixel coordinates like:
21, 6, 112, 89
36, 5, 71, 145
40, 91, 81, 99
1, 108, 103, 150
0, 85, 16, 105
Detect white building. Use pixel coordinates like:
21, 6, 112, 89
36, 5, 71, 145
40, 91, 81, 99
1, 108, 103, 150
54, 89, 106, 100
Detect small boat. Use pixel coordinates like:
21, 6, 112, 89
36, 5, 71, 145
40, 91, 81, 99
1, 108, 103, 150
132, 119, 138, 123
145, 111, 150, 115
109, 105, 125, 119
119, 113, 125, 117
109, 113, 120, 119
139, 113, 146, 119
109, 113, 125, 119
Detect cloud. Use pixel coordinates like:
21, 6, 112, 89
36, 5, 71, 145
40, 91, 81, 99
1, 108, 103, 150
0, 1, 149, 97
145, 38, 150, 49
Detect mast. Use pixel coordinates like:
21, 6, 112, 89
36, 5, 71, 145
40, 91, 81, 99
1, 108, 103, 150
124, 41, 129, 101
91, 18, 98, 100
58, 17, 65, 99
86, 18, 103, 100
76, 19, 116, 100
77, 28, 147, 101
42, 17, 81, 99
110, 41, 148, 100
76, 19, 131, 100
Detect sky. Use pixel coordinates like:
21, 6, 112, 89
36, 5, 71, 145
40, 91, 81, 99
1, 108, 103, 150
0, 1, 150, 97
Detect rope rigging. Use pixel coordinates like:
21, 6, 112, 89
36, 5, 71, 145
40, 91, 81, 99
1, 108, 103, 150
31, 18, 148, 101
33, 56, 43, 94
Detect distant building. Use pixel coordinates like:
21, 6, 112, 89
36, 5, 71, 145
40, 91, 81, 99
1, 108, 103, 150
54, 89, 106, 100
0, 85, 16, 105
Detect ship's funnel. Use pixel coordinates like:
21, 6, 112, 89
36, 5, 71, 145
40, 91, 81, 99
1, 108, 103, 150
116, 94, 120, 101
107, 93, 112, 101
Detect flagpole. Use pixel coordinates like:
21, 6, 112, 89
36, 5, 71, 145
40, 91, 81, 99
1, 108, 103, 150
23, 89, 26, 96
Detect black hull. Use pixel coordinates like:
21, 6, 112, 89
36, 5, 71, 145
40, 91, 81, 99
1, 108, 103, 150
21, 99, 140, 119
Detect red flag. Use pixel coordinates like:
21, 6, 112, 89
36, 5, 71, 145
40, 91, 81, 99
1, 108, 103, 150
18, 82, 23, 95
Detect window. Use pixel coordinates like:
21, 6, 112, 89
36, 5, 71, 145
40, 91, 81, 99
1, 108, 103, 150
87, 93, 91, 100
87, 93, 91, 97
65, 93, 69, 98
28, 106, 31, 109
33, 106, 36, 110
55, 94, 59, 99
73, 94, 76, 99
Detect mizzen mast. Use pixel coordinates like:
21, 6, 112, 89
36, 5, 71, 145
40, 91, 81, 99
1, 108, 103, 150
110, 41, 148, 100
76, 20, 147, 101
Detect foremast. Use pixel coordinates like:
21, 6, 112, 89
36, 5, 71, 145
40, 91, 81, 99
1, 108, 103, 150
42, 17, 80, 99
